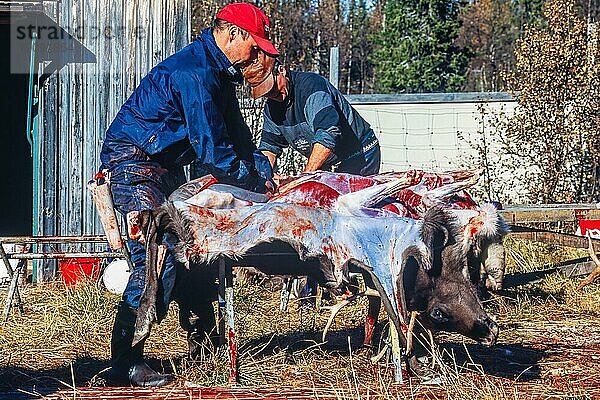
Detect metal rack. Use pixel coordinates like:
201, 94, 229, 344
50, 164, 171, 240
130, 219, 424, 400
0, 235, 128, 320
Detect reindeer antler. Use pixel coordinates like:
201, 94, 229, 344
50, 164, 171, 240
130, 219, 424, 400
322, 287, 381, 342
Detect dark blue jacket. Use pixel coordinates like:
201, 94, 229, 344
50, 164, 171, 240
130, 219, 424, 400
258, 70, 379, 172
100, 28, 272, 191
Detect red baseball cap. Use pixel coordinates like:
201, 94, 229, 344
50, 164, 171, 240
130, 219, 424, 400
216, 2, 279, 56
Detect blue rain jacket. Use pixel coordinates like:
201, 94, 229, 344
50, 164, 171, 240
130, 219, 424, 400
100, 28, 273, 192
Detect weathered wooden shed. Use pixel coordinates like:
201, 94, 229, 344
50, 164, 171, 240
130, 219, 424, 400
1, 0, 190, 281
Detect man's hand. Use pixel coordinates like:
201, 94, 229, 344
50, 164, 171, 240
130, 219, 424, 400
126, 210, 151, 244
273, 173, 295, 187
264, 179, 276, 196
255, 177, 277, 196
304, 143, 333, 172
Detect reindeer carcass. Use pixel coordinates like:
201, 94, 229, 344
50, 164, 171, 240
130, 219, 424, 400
134, 170, 506, 379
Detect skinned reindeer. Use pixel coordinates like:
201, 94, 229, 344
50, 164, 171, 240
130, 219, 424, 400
132, 170, 505, 379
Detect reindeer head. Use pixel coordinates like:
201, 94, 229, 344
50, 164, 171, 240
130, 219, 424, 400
400, 206, 499, 346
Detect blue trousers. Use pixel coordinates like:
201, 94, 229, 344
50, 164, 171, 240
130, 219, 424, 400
108, 161, 186, 315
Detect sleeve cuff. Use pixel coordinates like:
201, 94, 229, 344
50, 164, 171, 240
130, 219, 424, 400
258, 141, 284, 156
312, 129, 337, 149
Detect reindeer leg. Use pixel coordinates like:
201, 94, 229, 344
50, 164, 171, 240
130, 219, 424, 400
133, 210, 159, 346
364, 296, 381, 348
361, 271, 381, 349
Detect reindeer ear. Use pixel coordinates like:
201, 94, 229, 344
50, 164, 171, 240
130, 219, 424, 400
401, 255, 419, 306
432, 225, 449, 250
420, 206, 452, 272
421, 207, 451, 248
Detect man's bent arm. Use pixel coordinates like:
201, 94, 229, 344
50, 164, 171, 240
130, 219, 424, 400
171, 73, 265, 190
304, 142, 333, 172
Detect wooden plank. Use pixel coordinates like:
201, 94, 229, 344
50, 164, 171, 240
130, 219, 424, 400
180, 0, 191, 49
509, 230, 600, 251
82, 0, 97, 243
503, 259, 598, 288
139, 0, 150, 75
38, 77, 57, 280
500, 204, 600, 224
57, 0, 71, 271
151, 0, 163, 66
39, 2, 60, 281
48, 386, 344, 400
125, 0, 138, 94
69, 0, 83, 239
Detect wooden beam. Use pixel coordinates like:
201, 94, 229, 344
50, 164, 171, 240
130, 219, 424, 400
500, 204, 600, 224
502, 259, 598, 288
509, 230, 600, 251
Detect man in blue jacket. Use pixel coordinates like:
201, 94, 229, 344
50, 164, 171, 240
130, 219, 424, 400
100, 3, 278, 387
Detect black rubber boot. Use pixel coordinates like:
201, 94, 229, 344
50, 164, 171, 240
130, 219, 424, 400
128, 340, 175, 387
110, 302, 174, 387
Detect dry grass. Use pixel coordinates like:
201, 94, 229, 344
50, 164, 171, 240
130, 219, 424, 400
1, 237, 600, 399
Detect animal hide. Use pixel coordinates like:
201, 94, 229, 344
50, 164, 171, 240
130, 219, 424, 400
134, 170, 508, 344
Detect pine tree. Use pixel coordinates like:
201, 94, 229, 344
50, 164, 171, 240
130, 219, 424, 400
370, 0, 471, 93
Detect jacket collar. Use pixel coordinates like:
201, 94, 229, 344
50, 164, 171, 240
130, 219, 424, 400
198, 28, 243, 84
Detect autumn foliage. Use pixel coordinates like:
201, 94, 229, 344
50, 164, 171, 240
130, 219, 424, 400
500, 0, 600, 203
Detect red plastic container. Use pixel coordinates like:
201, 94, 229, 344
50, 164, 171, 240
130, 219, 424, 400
60, 257, 101, 288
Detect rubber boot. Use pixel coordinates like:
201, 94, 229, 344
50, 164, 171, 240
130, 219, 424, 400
110, 302, 174, 387
128, 339, 175, 387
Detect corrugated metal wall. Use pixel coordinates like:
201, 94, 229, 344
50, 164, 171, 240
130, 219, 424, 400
35, 0, 190, 281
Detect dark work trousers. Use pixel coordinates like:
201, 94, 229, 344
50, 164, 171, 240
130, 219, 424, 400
108, 160, 216, 346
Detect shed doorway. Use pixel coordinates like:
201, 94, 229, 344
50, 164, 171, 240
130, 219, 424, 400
0, 22, 33, 236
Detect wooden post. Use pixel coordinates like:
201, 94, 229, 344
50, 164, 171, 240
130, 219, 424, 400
389, 323, 404, 384
329, 46, 339, 89
0, 244, 23, 320
224, 260, 238, 384
218, 259, 226, 346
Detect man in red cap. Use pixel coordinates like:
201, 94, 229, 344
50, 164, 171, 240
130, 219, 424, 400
100, 2, 278, 387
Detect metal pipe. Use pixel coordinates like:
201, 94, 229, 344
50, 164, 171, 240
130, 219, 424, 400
7, 252, 126, 260
0, 235, 115, 244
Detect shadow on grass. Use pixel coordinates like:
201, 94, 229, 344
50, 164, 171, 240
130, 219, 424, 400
239, 322, 388, 358
0, 356, 174, 398
240, 323, 546, 382
439, 342, 545, 381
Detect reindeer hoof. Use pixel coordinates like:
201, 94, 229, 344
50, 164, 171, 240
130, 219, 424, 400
485, 276, 502, 291
407, 355, 438, 381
